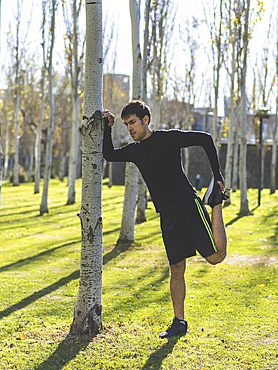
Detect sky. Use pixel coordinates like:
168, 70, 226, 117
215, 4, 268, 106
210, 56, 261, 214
0, 0, 276, 114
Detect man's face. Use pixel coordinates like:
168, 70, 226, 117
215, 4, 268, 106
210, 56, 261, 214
123, 113, 149, 141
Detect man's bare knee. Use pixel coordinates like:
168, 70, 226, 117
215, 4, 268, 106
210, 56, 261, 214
205, 251, 227, 265
170, 259, 186, 277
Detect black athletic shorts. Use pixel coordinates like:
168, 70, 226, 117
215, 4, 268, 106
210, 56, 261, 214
160, 197, 217, 265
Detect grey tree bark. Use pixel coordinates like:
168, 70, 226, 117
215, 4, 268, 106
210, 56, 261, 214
69, 0, 104, 338
136, 0, 150, 225
34, 2, 47, 194
224, 0, 236, 205
270, 22, 278, 194
117, 0, 142, 245
232, 97, 239, 192
0, 120, 2, 205
239, 0, 250, 214
13, 0, 20, 187
66, 0, 84, 205
40, 0, 57, 215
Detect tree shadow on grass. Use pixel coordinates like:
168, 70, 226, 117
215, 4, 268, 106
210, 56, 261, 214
141, 336, 179, 370
103, 242, 132, 265
225, 206, 259, 227
34, 336, 92, 370
0, 270, 80, 320
0, 241, 79, 273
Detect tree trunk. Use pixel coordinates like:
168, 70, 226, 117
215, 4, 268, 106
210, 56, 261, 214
0, 124, 2, 206
117, 0, 142, 245
69, 0, 104, 339
136, 172, 146, 224
13, 1, 20, 187
212, 0, 223, 148
58, 154, 66, 181
28, 132, 35, 181
136, 0, 150, 223
67, 0, 80, 205
67, 93, 80, 204
239, 0, 250, 214
108, 161, 113, 187
232, 99, 239, 192
270, 27, 278, 194
4, 110, 9, 180
224, 21, 236, 206
40, 0, 56, 215
34, 74, 45, 193
34, 5, 46, 194
142, 0, 151, 103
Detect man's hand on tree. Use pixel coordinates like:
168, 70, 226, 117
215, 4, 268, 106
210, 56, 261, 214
102, 110, 115, 127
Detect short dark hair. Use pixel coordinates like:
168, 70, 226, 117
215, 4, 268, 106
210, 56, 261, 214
121, 101, 151, 124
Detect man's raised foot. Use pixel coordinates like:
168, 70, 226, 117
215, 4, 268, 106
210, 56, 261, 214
202, 175, 229, 208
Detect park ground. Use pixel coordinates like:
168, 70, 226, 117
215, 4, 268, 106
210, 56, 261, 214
0, 179, 277, 369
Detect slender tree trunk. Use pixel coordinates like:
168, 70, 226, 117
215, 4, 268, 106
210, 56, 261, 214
213, 0, 223, 147
232, 99, 239, 192
136, 0, 150, 225
136, 172, 146, 223
34, 72, 45, 193
142, 0, 151, 103
40, 0, 56, 215
34, 4, 46, 194
67, 0, 80, 205
270, 110, 278, 194
13, 0, 20, 187
270, 24, 278, 194
4, 113, 9, 180
28, 132, 34, 181
239, 0, 250, 214
224, 23, 236, 205
69, 0, 104, 338
108, 162, 113, 187
13, 85, 19, 186
67, 93, 80, 204
0, 125, 2, 206
117, 0, 142, 245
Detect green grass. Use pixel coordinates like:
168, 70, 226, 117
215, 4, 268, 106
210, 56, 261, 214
0, 179, 277, 369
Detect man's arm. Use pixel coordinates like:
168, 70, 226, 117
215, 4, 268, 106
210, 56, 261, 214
167, 130, 224, 185
102, 111, 134, 163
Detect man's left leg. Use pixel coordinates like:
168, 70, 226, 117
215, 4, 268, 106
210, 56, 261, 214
170, 259, 186, 320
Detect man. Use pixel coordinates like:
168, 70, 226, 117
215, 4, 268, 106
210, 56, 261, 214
102, 101, 228, 339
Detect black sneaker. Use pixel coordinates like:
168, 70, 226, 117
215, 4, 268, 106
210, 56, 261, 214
202, 175, 229, 208
159, 317, 188, 339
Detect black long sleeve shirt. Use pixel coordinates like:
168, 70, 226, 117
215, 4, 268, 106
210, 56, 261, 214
103, 125, 223, 213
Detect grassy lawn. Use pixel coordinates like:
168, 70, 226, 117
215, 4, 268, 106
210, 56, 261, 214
0, 178, 277, 369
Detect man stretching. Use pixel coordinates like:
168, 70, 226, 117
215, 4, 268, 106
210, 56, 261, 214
102, 101, 228, 339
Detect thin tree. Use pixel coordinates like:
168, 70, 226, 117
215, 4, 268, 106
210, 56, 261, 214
224, 0, 237, 205
13, 0, 21, 186
40, 0, 57, 215
270, 5, 278, 194
136, 0, 151, 224
64, 0, 85, 205
239, 0, 250, 214
203, 0, 226, 146
150, 0, 174, 130
69, 0, 104, 338
34, 0, 47, 194
117, 0, 142, 244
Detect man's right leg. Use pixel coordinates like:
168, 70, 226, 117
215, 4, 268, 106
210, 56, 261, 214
202, 175, 228, 265
205, 204, 227, 265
